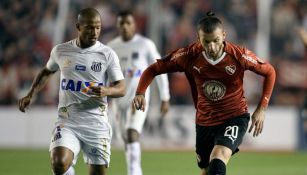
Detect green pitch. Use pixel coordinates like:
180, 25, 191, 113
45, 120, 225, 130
0, 149, 306, 175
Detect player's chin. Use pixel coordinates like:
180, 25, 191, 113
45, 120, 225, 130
87, 38, 97, 44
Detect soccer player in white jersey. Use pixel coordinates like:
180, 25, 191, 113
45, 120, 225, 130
107, 10, 170, 175
18, 8, 126, 175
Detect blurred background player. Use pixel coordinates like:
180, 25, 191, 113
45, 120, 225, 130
107, 10, 170, 175
133, 12, 276, 175
18, 8, 125, 175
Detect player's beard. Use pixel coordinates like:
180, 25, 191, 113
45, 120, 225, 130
207, 44, 224, 60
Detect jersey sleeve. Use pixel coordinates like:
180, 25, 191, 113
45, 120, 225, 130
136, 43, 194, 95
106, 49, 124, 83
146, 39, 170, 101
46, 46, 59, 72
238, 48, 276, 108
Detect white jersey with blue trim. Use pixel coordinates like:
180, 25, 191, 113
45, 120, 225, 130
46, 39, 124, 109
107, 34, 170, 109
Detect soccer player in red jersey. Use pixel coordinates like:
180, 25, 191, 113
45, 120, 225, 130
133, 12, 276, 175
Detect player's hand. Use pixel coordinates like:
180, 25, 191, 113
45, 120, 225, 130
133, 94, 146, 112
160, 100, 170, 117
131, 103, 136, 115
18, 95, 32, 112
88, 86, 109, 98
248, 106, 266, 137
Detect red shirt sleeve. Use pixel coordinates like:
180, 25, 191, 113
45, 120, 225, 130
136, 43, 200, 96
239, 48, 276, 108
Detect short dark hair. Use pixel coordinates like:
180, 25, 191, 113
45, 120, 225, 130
197, 11, 223, 33
118, 10, 134, 17
77, 8, 100, 22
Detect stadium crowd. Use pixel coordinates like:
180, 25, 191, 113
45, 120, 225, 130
0, 0, 306, 107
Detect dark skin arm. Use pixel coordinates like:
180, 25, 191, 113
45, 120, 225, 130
18, 67, 56, 112
160, 100, 170, 117
87, 79, 126, 98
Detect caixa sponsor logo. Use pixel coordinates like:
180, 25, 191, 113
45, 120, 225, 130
123, 68, 142, 78
61, 78, 103, 92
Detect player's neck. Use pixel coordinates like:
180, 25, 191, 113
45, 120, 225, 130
121, 34, 135, 42
76, 38, 95, 48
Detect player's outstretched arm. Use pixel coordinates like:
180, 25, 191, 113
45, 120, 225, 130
132, 64, 160, 112
133, 50, 182, 112
18, 67, 56, 112
248, 59, 276, 137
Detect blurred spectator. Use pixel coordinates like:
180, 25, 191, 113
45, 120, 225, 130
0, 63, 19, 104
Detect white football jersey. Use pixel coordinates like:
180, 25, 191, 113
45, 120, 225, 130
107, 34, 170, 109
46, 39, 124, 109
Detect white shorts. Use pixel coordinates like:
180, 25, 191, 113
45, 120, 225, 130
49, 104, 112, 166
49, 124, 111, 166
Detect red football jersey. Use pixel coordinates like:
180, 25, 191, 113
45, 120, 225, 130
136, 41, 276, 126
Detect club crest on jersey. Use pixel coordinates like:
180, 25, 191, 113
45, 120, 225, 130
202, 80, 226, 101
225, 65, 236, 75
91, 62, 102, 72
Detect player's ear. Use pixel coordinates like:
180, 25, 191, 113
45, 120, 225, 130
196, 31, 200, 41
76, 23, 80, 31
222, 30, 226, 40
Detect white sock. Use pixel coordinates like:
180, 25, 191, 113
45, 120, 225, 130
126, 142, 142, 175
63, 166, 75, 175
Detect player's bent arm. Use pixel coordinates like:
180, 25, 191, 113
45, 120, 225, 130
258, 63, 276, 108
27, 67, 56, 98
18, 67, 56, 112
135, 53, 183, 111
134, 62, 170, 111
136, 60, 174, 96
248, 63, 275, 137
106, 79, 126, 98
